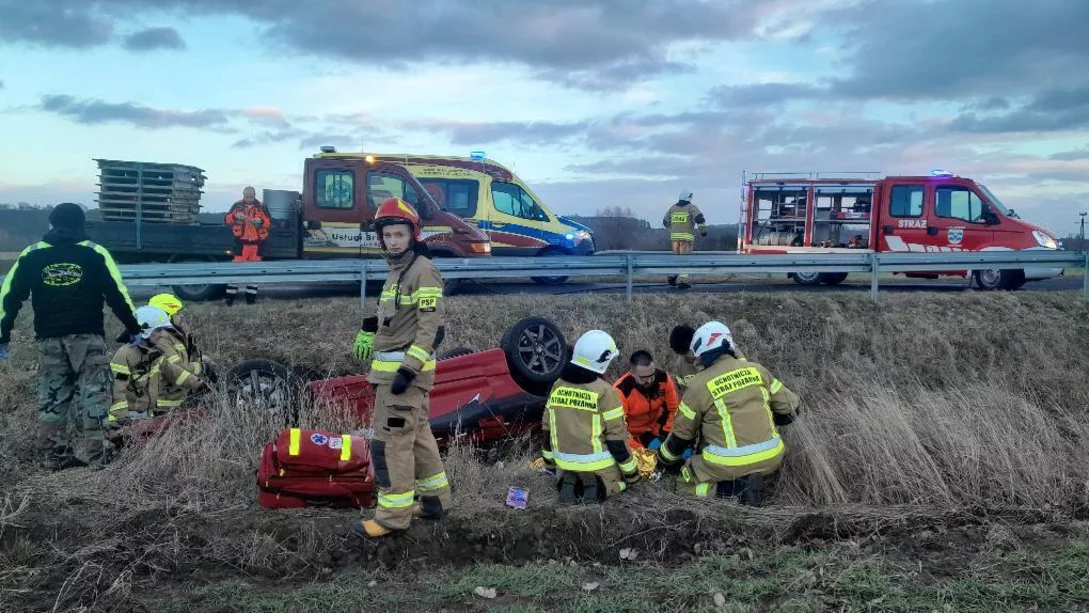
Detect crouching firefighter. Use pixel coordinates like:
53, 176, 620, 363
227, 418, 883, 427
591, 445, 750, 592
541, 330, 641, 503
351, 197, 452, 539
657, 321, 799, 505
147, 293, 217, 386
108, 305, 207, 427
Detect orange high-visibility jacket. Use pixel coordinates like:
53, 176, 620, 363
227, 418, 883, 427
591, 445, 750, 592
225, 201, 271, 242
613, 369, 681, 439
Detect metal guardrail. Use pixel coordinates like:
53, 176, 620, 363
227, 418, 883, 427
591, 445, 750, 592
2, 251, 1085, 302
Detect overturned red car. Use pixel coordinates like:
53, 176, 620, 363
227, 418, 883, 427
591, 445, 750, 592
225, 316, 570, 445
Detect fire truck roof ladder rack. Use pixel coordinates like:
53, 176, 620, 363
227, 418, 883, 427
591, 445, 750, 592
748, 171, 884, 181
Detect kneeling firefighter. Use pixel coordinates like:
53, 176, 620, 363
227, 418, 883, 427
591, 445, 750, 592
541, 330, 641, 503
108, 305, 207, 426
146, 293, 217, 401
351, 197, 452, 538
657, 321, 799, 505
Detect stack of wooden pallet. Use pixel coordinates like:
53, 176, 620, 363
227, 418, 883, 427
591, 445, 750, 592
95, 159, 207, 223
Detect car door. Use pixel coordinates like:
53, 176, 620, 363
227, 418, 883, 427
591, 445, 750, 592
878, 182, 929, 252
488, 181, 547, 255
926, 183, 995, 252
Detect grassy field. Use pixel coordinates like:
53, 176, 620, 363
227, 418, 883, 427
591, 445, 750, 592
2, 291, 1089, 612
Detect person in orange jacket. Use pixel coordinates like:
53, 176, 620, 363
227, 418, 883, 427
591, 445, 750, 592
613, 350, 681, 451
223, 186, 271, 305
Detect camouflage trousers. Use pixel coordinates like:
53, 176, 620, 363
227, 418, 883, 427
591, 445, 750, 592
36, 334, 111, 468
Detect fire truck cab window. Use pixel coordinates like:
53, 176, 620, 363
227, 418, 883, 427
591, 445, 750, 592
315, 170, 354, 210
889, 185, 923, 217
936, 185, 985, 223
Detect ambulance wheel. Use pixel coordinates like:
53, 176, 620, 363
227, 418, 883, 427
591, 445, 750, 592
790, 272, 823, 286
501, 316, 568, 392
439, 346, 474, 360
531, 249, 570, 285
226, 359, 307, 424
821, 273, 849, 285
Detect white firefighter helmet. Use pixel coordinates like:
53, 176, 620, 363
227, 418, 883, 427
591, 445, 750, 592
678, 189, 694, 203
570, 330, 619, 374
690, 321, 734, 358
135, 305, 172, 339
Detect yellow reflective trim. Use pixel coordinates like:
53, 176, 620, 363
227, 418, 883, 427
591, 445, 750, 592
288, 428, 301, 456
541, 449, 554, 460
702, 439, 784, 467
660, 443, 678, 462
707, 367, 763, 399
671, 233, 695, 240
678, 402, 697, 421
168, 355, 181, 364
591, 414, 603, 455
111, 363, 131, 375
670, 213, 689, 224
340, 435, 352, 461
370, 359, 436, 372
416, 471, 449, 492
770, 379, 783, 394
713, 398, 738, 448
547, 386, 599, 412
601, 407, 625, 422
82, 241, 135, 310
0, 243, 41, 323
695, 483, 711, 497
110, 401, 128, 412
548, 407, 559, 457
175, 370, 191, 386
378, 490, 416, 509
157, 399, 183, 408
554, 456, 615, 472
408, 345, 431, 362
619, 458, 637, 474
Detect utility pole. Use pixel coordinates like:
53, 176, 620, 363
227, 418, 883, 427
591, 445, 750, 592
1080, 211, 1087, 245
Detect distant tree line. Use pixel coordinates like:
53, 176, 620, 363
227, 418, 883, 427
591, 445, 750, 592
566, 206, 739, 251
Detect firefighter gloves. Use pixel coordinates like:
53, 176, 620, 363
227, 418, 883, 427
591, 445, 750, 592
354, 330, 375, 362
391, 366, 415, 395
622, 468, 642, 486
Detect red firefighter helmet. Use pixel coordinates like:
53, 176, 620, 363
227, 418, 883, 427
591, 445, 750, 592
374, 197, 421, 241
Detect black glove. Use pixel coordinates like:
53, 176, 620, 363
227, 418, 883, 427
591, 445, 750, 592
391, 366, 416, 395
361, 315, 379, 333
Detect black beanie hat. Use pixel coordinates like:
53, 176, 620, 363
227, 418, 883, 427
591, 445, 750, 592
669, 325, 695, 354
49, 203, 86, 230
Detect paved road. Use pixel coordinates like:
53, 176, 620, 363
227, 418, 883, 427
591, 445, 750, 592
128, 274, 1084, 302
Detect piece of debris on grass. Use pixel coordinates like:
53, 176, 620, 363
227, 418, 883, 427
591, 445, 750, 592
582, 582, 600, 592
713, 592, 727, 608
619, 547, 639, 561
473, 586, 498, 599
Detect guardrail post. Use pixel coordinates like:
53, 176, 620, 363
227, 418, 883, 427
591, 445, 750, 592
870, 253, 880, 303
626, 254, 634, 302
360, 259, 368, 309
1083, 251, 1089, 298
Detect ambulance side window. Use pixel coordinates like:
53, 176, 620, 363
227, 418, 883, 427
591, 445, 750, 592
935, 185, 985, 223
315, 170, 355, 210
889, 185, 923, 217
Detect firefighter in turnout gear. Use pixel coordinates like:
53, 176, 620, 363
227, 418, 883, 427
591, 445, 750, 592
147, 293, 215, 385
657, 322, 799, 505
351, 197, 452, 539
224, 186, 271, 305
669, 325, 701, 397
541, 330, 641, 503
662, 190, 707, 289
0, 203, 142, 469
108, 305, 207, 426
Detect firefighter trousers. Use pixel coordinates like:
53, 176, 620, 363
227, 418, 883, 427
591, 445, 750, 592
370, 384, 452, 530
557, 464, 627, 502
668, 240, 693, 286
677, 461, 772, 506
227, 242, 262, 304
36, 334, 111, 468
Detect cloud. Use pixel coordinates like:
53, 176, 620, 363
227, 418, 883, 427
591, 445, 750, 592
950, 87, 1089, 134
709, 82, 827, 107
122, 26, 185, 52
411, 119, 591, 146
39, 95, 232, 129
231, 129, 306, 149
1051, 147, 1089, 162
0, 3, 113, 48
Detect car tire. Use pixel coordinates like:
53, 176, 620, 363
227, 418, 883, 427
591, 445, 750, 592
226, 359, 307, 425
821, 272, 849, 285
790, 271, 823, 286
531, 249, 570, 285
974, 269, 1023, 291
500, 316, 568, 393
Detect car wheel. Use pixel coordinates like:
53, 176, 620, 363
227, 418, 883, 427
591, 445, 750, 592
439, 346, 474, 360
821, 272, 849, 285
500, 316, 568, 391
974, 269, 1004, 291
226, 359, 306, 425
531, 249, 570, 285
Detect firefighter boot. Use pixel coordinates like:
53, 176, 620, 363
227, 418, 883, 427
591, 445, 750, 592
667, 275, 677, 286
738, 474, 764, 507
558, 472, 579, 504
580, 475, 601, 505
351, 519, 396, 539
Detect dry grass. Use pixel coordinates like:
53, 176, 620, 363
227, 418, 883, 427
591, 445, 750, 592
2, 290, 1089, 609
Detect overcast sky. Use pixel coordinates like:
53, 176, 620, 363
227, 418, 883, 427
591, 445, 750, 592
1, 0, 1086, 235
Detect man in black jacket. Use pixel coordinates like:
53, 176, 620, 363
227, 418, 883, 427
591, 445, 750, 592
0, 203, 142, 469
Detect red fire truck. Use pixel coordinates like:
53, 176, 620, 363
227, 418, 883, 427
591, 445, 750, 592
738, 170, 1063, 290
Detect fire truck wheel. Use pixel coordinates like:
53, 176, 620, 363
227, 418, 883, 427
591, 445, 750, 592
821, 273, 849, 285
974, 269, 1023, 291
790, 272, 824, 286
